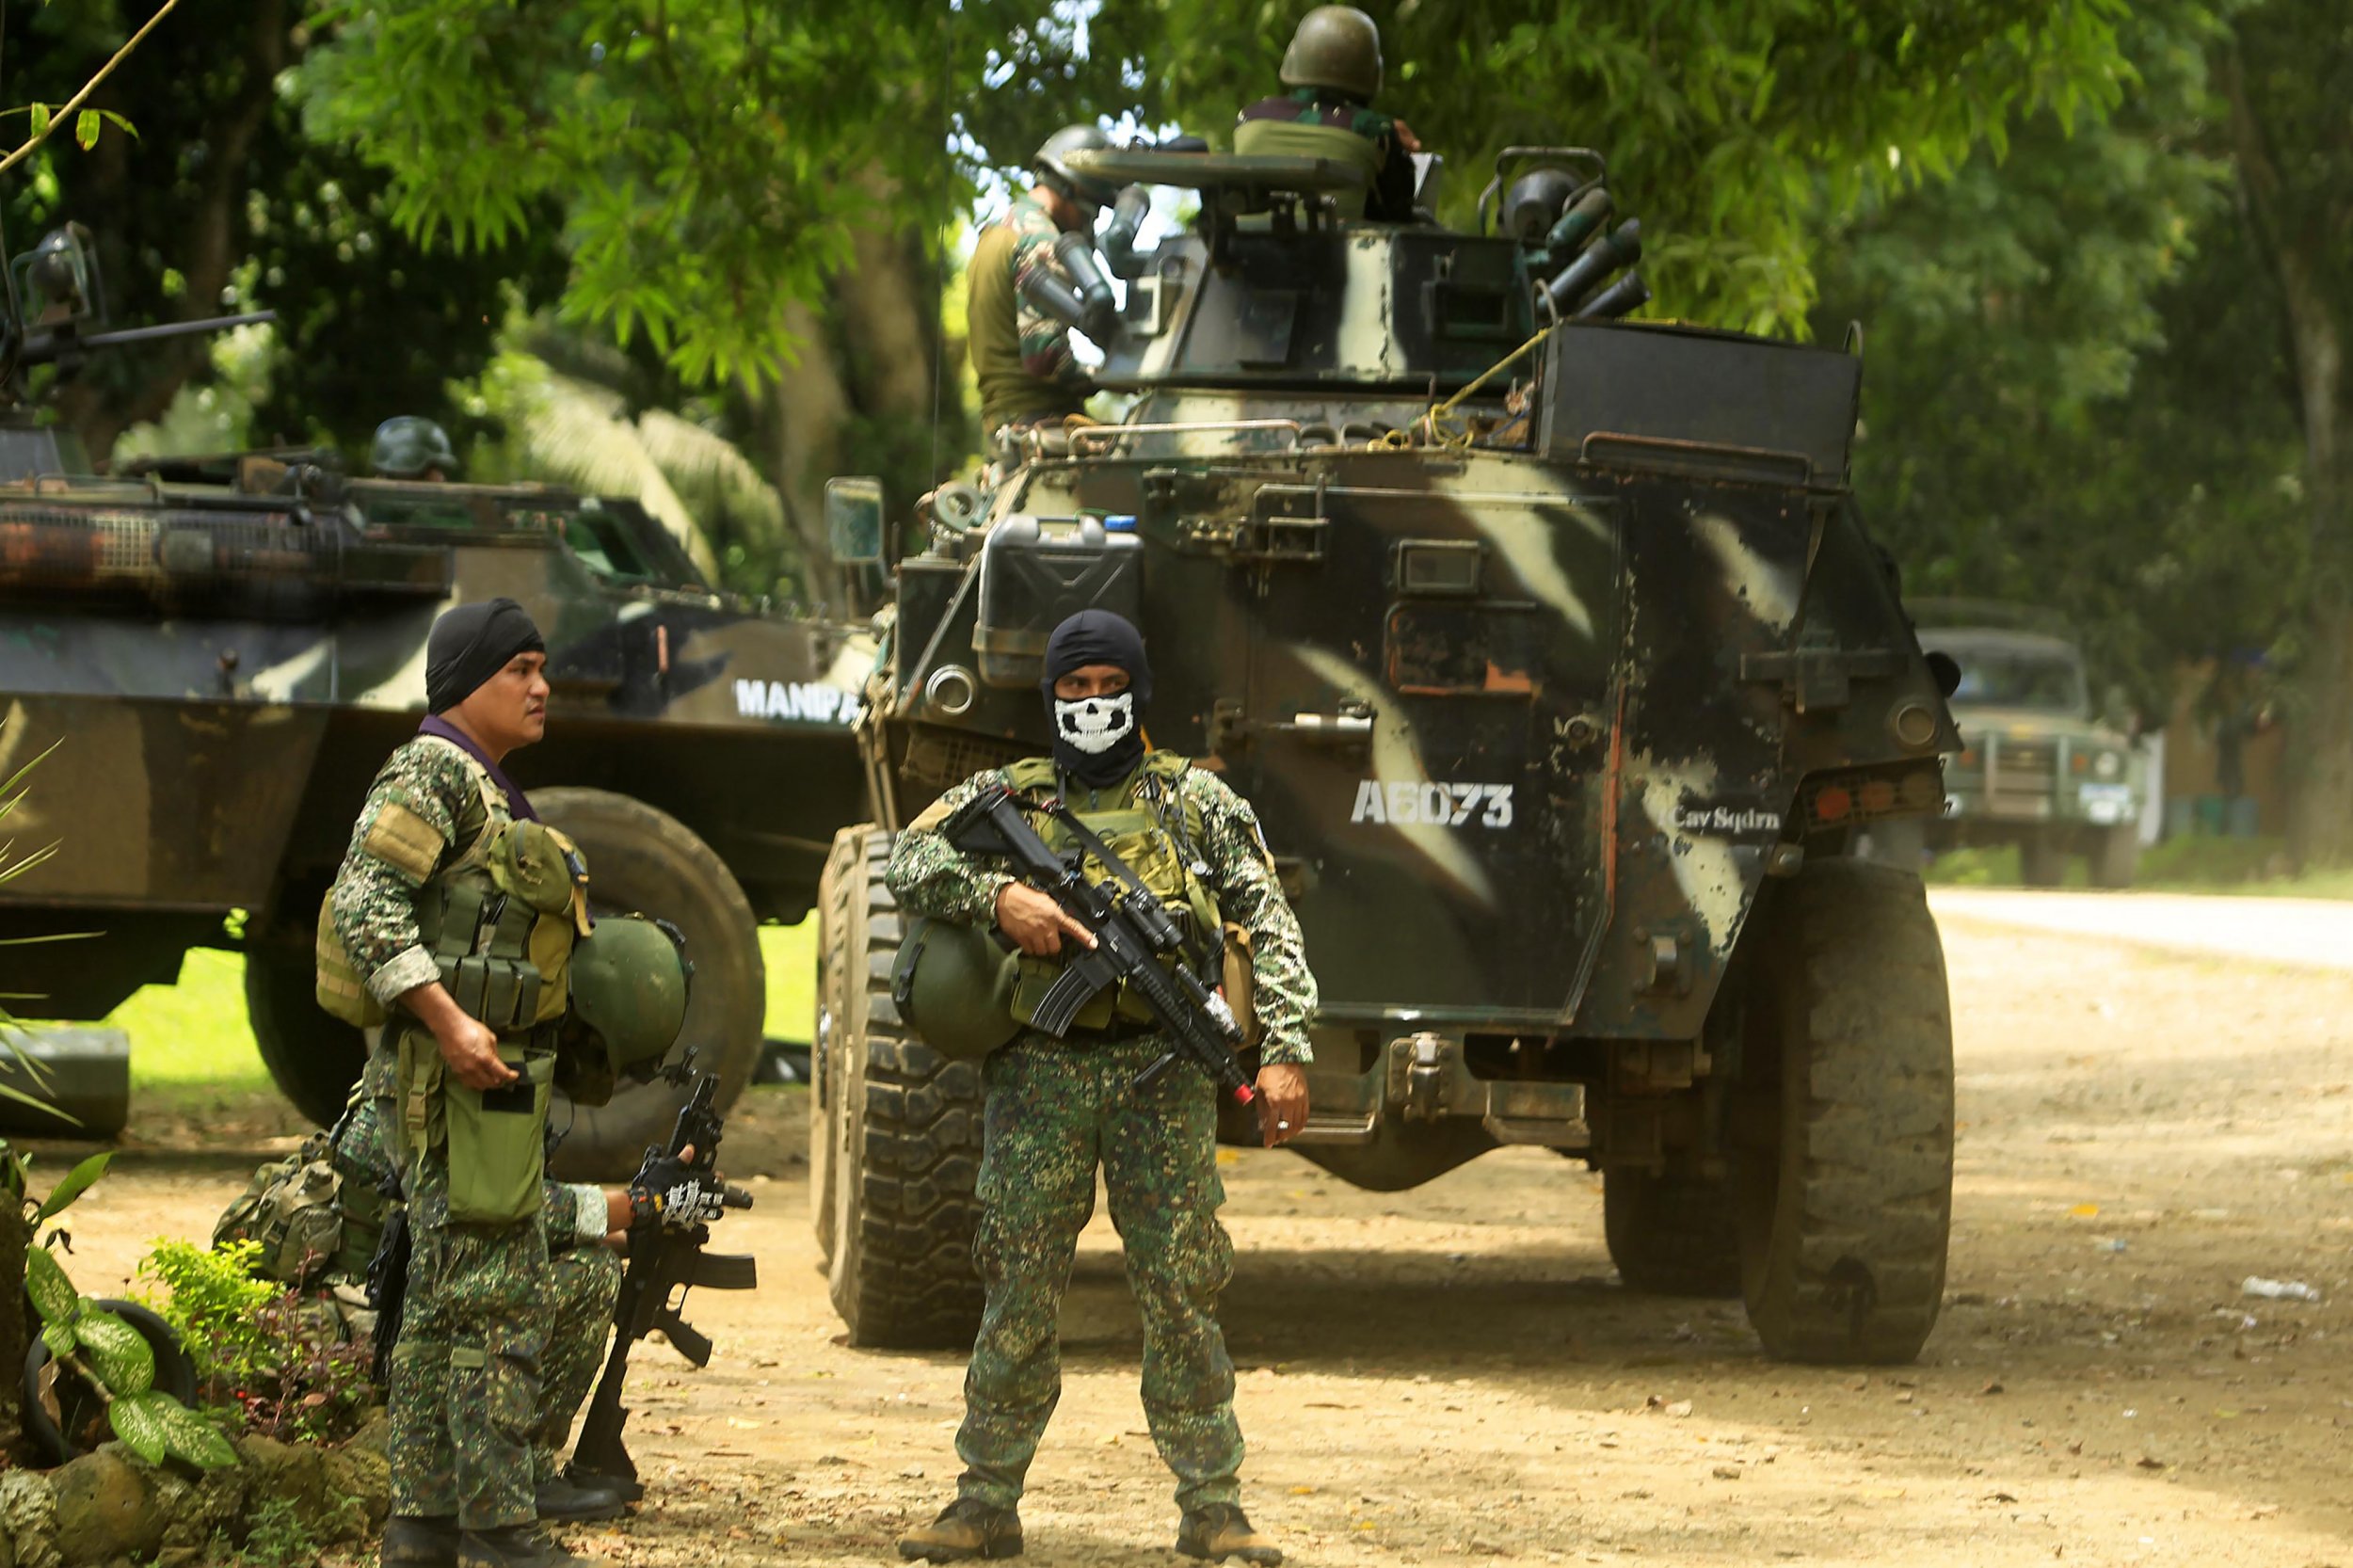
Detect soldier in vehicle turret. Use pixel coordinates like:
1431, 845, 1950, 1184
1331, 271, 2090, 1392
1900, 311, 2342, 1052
968, 126, 1125, 457
374, 415, 462, 482
1234, 6, 1422, 221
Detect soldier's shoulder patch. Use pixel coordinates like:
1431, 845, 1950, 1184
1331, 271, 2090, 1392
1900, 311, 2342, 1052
363, 802, 446, 882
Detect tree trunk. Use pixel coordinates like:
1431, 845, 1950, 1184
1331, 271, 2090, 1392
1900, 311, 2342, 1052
2220, 33, 2353, 865
0, 1201, 28, 1462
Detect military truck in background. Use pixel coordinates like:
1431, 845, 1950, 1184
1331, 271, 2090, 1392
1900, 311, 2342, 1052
811, 148, 1963, 1365
1886, 601, 2146, 888
0, 227, 870, 1174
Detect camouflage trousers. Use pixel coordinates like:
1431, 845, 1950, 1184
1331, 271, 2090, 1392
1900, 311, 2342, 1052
534, 1243, 621, 1480
956, 1032, 1243, 1512
378, 1096, 550, 1530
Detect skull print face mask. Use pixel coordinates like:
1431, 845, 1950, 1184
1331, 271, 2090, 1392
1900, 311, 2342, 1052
1052, 692, 1136, 756
1039, 610, 1152, 789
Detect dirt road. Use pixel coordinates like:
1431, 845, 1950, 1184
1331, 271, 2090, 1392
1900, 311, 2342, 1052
1931, 887, 2353, 972
46, 911, 2353, 1567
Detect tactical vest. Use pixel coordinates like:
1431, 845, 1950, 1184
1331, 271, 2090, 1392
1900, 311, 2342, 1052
1002, 753, 1225, 1032
315, 738, 588, 1035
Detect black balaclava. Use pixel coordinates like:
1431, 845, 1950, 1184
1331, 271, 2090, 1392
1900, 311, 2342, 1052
1040, 609, 1151, 791
425, 597, 546, 713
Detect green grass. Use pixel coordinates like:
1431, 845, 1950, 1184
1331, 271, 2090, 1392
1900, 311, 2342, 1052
95, 920, 819, 1096
1919, 835, 2353, 899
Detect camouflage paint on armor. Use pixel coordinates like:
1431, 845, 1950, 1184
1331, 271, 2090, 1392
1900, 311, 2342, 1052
330, 736, 500, 1008
885, 754, 1317, 1065
968, 195, 1092, 435
952, 1032, 1241, 1512
378, 1079, 548, 1529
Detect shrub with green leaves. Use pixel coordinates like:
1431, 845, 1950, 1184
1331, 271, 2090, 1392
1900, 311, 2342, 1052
24, 1154, 235, 1470
139, 1240, 375, 1444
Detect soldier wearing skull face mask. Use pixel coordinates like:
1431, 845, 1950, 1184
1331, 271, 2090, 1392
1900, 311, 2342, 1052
884, 610, 1318, 1565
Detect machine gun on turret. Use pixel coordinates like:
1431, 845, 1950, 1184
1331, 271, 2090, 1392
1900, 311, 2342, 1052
0, 222, 274, 406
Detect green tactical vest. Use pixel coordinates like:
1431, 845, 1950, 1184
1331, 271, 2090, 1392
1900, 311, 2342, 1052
1232, 117, 1383, 219
1002, 753, 1225, 1032
315, 738, 588, 1035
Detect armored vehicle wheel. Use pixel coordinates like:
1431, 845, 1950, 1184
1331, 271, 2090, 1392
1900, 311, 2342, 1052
2091, 824, 2139, 889
248, 937, 370, 1128
1603, 1168, 1742, 1298
2020, 833, 2069, 888
1737, 858, 1953, 1364
533, 788, 764, 1180
816, 825, 984, 1348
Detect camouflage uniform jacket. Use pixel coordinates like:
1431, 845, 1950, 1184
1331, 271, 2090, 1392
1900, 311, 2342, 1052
968, 194, 1092, 432
886, 757, 1318, 1066
1236, 88, 1416, 221
328, 735, 501, 1011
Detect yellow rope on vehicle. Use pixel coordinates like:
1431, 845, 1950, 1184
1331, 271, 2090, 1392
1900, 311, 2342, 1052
1378, 324, 1556, 451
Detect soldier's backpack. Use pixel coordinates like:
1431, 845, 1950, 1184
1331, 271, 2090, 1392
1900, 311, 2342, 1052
212, 1130, 353, 1288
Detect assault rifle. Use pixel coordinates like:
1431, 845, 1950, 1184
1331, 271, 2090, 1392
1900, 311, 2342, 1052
942, 783, 1259, 1108
570, 1055, 756, 1497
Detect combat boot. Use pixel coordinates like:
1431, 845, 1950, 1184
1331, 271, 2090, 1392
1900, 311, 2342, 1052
1176, 1504, 1283, 1565
535, 1471, 628, 1523
896, 1498, 1024, 1561
562, 1461, 644, 1505
380, 1515, 460, 1568
456, 1524, 586, 1568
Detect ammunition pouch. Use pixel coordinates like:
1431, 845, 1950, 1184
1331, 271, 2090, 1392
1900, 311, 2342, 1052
417, 818, 586, 1032
441, 1045, 555, 1224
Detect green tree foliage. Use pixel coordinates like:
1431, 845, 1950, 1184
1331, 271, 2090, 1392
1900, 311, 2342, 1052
1810, 1, 2306, 711
1120, 0, 2138, 333
4, 1, 562, 459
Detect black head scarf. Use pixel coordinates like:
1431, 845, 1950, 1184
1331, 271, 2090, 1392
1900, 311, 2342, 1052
425, 598, 546, 714
1040, 609, 1151, 789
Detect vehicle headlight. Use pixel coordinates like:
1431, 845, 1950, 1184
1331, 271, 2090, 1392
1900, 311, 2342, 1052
2094, 750, 2122, 780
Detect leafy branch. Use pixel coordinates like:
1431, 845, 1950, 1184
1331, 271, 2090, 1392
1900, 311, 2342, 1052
0, 0, 178, 176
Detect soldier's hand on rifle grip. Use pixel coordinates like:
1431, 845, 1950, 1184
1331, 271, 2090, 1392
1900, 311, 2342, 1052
1256, 1063, 1308, 1148
994, 880, 1097, 957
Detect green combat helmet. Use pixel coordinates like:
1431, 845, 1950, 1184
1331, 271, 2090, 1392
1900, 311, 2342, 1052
1280, 5, 1384, 100
1034, 125, 1119, 210
564, 914, 692, 1104
890, 917, 1019, 1062
370, 415, 460, 480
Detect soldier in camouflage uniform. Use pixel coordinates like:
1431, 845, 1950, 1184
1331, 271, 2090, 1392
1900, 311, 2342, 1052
329, 1096, 631, 1523
1235, 6, 1422, 222
968, 126, 1123, 449
328, 597, 587, 1568
891, 611, 1314, 1567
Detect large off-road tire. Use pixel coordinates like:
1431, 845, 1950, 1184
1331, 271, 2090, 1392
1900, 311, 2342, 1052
2090, 824, 2140, 889
1603, 1168, 1743, 1298
533, 788, 764, 1180
808, 828, 862, 1267
815, 825, 985, 1349
2019, 833, 2069, 888
1737, 858, 1954, 1364
248, 936, 369, 1128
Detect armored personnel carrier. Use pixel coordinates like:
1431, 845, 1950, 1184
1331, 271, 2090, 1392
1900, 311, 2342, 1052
0, 228, 869, 1171
814, 148, 1961, 1364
